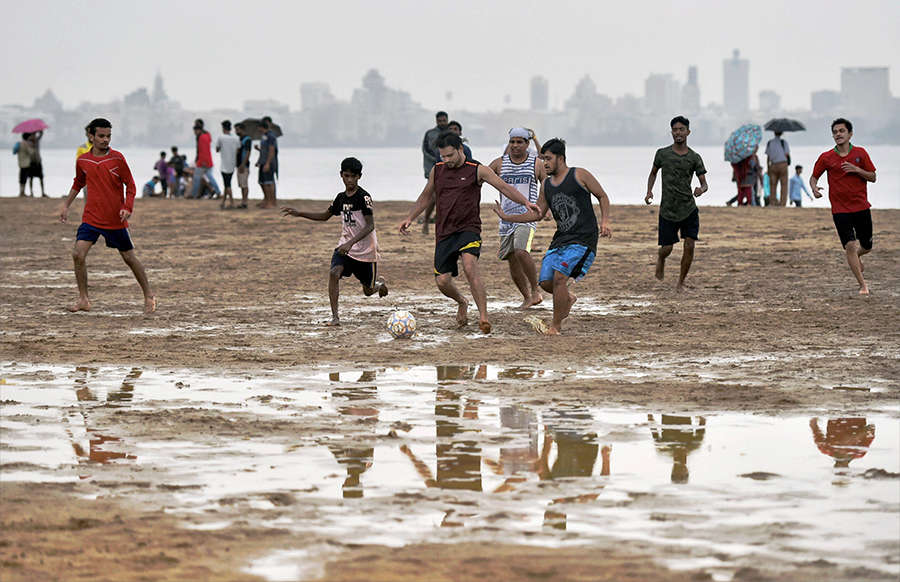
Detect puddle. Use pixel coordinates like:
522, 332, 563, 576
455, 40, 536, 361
1, 363, 898, 581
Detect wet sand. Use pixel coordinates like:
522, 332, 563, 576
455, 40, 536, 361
1, 197, 899, 581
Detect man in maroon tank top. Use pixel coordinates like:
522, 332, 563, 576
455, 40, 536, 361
400, 132, 540, 333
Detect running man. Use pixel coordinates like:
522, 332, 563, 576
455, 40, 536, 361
645, 116, 708, 291
399, 131, 540, 333
493, 138, 611, 335
281, 157, 388, 326
488, 127, 546, 309
810, 118, 877, 295
58, 118, 156, 314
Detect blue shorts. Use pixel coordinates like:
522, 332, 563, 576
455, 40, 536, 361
76, 223, 134, 252
258, 167, 276, 185
539, 244, 595, 283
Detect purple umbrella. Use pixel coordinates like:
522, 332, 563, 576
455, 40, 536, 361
12, 118, 49, 134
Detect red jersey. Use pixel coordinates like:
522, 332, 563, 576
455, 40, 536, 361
195, 132, 213, 168
433, 161, 482, 241
71, 149, 137, 229
811, 145, 875, 214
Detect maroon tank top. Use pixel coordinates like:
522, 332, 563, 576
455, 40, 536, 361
433, 161, 481, 241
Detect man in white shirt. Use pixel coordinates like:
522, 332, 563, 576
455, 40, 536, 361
765, 131, 791, 206
215, 120, 240, 209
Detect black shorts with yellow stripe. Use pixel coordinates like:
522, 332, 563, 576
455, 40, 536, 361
434, 231, 481, 276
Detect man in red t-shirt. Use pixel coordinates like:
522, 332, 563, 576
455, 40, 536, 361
190, 119, 222, 199
810, 118, 877, 295
58, 118, 156, 314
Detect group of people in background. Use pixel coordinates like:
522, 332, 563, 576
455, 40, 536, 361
14, 130, 46, 197
728, 130, 815, 207
140, 116, 277, 209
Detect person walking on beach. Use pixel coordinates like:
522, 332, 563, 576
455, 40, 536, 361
488, 127, 546, 309
168, 146, 186, 197
493, 138, 611, 335
765, 131, 790, 206
58, 118, 156, 314
256, 116, 278, 208
420, 111, 450, 234
234, 122, 252, 209
281, 157, 388, 327
810, 118, 877, 295
191, 119, 221, 199
399, 131, 541, 334
16, 132, 35, 197
789, 165, 813, 207
645, 116, 708, 291
215, 120, 240, 209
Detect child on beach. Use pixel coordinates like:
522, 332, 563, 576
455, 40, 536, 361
280, 157, 388, 326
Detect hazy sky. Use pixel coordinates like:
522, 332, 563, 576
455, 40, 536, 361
2, 0, 898, 113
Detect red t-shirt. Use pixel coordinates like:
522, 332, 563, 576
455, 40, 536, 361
71, 149, 137, 229
195, 132, 213, 168
811, 146, 875, 214
433, 161, 482, 241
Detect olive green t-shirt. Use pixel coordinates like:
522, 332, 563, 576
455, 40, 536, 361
653, 146, 707, 222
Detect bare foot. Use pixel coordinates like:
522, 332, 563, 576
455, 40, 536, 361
66, 298, 91, 313
519, 293, 543, 309
859, 285, 870, 295
325, 317, 341, 327
376, 277, 389, 297
144, 296, 157, 314
676, 281, 694, 293
655, 259, 665, 281
478, 320, 492, 334
456, 301, 469, 328
544, 326, 561, 336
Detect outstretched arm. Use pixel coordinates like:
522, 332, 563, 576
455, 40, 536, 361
576, 167, 611, 238
478, 164, 540, 213
645, 165, 660, 204
400, 168, 437, 234
280, 205, 332, 221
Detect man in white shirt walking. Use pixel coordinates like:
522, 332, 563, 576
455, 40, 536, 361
215, 120, 240, 209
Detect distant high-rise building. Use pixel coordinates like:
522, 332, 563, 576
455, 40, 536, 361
723, 49, 749, 116
840, 67, 890, 116
151, 71, 168, 104
300, 82, 336, 110
645, 73, 681, 115
759, 90, 781, 112
531, 76, 549, 111
681, 66, 700, 112
811, 90, 841, 114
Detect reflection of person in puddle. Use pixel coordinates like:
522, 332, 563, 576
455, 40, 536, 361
327, 371, 379, 498
68, 367, 140, 466
810, 417, 875, 469
483, 405, 540, 492
539, 408, 610, 530
400, 386, 483, 526
648, 414, 706, 484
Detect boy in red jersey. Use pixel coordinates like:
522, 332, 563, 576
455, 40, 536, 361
58, 118, 157, 313
810, 118, 877, 295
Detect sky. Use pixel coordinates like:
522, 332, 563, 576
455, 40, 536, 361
2, 0, 899, 113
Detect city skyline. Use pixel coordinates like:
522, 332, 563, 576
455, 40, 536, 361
2, 0, 898, 114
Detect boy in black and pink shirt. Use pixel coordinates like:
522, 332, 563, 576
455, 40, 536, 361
59, 118, 156, 313
280, 157, 388, 327
810, 118, 877, 295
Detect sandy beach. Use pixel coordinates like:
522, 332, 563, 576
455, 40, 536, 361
1, 197, 899, 581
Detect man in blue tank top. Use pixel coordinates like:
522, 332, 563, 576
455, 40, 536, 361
493, 138, 611, 335
645, 116, 708, 291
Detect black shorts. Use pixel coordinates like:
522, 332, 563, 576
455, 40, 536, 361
832, 209, 873, 250
434, 231, 481, 276
221, 172, 233, 188
658, 208, 700, 246
330, 252, 377, 288
18, 167, 30, 185
30, 162, 43, 179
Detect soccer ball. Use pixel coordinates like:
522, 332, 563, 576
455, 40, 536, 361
387, 310, 416, 339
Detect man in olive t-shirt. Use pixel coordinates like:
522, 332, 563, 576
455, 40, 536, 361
645, 116, 708, 291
